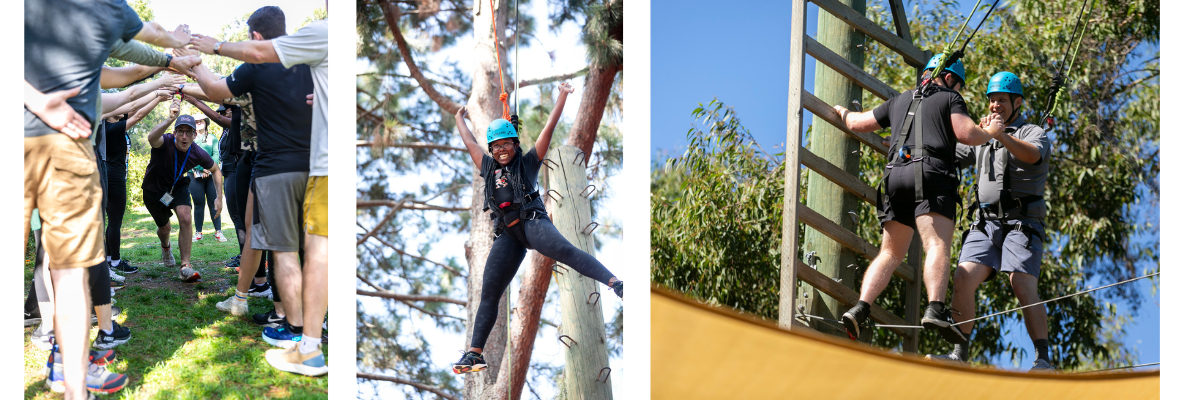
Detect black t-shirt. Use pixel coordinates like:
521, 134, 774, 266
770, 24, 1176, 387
873, 87, 971, 174
142, 134, 216, 193
218, 127, 237, 173
104, 120, 129, 164
226, 62, 313, 177
479, 148, 546, 214
25, 0, 143, 137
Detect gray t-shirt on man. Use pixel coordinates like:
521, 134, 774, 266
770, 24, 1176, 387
956, 114, 1052, 218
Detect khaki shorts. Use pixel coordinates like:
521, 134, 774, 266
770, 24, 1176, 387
24, 134, 105, 269
304, 176, 328, 237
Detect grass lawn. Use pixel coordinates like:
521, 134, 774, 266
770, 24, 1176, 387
24, 204, 328, 399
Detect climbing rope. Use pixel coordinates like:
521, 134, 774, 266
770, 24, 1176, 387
921, 0, 1001, 93
502, 2, 518, 397
490, 0, 511, 118
1039, 0, 1096, 129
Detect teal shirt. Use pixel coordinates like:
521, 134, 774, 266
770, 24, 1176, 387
191, 133, 221, 174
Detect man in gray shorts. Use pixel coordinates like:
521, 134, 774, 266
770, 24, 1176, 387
929, 72, 1055, 371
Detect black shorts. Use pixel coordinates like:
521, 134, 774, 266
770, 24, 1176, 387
876, 161, 959, 228
144, 179, 193, 228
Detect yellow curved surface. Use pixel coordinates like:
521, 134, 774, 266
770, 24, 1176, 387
652, 287, 1159, 399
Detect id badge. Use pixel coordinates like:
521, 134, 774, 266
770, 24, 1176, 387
160, 192, 174, 206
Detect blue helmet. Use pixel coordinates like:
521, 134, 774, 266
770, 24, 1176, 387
986, 71, 1024, 97
924, 54, 966, 84
486, 118, 518, 144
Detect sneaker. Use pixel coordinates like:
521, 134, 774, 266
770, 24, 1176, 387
108, 268, 125, 282
92, 321, 131, 349
110, 277, 125, 290
611, 280, 624, 299
47, 348, 117, 367
46, 359, 128, 394
253, 310, 286, 328
225, 254, 241, 268
925, 352, 966, 363
452, 351, 488, 374
161, 245, 175, 268
265, 343, 329, 376
194, 232, 203, 242
215, 231, 228, 243
248, 282, 273, 298
216, 294, 249, 316
111, 259, 139, 274
921, 306, 968, 345
1030, 358, 1056, 372
31, 326, 53, 350
840, 302, 870, 341
110, 288, 116, 298
179, 264, 201, 283
262, 323, 303, 348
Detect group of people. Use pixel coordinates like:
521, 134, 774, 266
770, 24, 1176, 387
24, 1, 329, 397
833, 55, 1055, 371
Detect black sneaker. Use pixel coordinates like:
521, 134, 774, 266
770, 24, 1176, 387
921, 306, 968, 345
225, 254, 241, 268
253, 310, 286, 328
110, 259, 139, 274
110, 278, 125, 290
452, 351, 487, 374
248, 282, 273, 298
841, 303, 870, 340
92, 321, 131, 349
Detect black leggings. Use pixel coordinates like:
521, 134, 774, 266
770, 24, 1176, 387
223, 169, 244, 241
189, 173, 220, 233
104, 162, 127, 260
469, 218, 617, 349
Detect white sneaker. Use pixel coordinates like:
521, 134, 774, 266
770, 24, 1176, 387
109, 268, 125, 282
216, 295, 248, 316
194, 232, 203, 242
215, 231, 228, 243
1030, 359, 1056, 372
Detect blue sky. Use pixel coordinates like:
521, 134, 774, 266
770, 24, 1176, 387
651, 0, 1158, 370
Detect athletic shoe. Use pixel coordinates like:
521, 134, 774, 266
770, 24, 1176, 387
225, 254, 241, 268
248, 282, 273, 298
921, 306, 968, 345
108, 268, 125, 282
840, 302, 870, 341
263, 323, 303, 348
111, 259, 139, 274
161, 245, 175, 268
925, 352, 966, 363
110, 305, 122, 318
452, 351, 487, 374
265, 343, 329, 376
46, 360, 128, 394
253, 310, 286, 328
47, 348, 117, 367
25, 309, 41, 327
110, 277, 125, 290
194, 232, 203, 242
1030, 359, 1056, 372
216, 295, 249, 316
179, 264, 201, 283
611, 280, 624, 299
92, 321, 131, 349
110, 288, 116, 298
215, 231, 228, 243
31, 325, 53, 350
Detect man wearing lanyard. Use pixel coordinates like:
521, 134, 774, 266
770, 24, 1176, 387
142, 98, 223, 282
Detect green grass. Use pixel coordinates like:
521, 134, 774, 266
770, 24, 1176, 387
24, 205, 328, 399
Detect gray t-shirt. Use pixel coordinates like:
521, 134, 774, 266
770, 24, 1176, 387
274, 20, 328, 177
25, 0, 144, 137
956, 115, 1052, 218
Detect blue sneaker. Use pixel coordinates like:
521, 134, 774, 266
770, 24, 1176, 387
265, 343, 328, 376
262, 323, 302, 348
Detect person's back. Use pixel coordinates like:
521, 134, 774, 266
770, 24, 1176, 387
226, 62, 314, 177
877, 86, 970, 176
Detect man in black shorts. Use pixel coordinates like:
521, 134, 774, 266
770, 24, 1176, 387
830, 54, 1005, 344
142, 100, 223, 282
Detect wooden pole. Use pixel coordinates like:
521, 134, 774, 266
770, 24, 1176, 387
546, 145, 613, 400
799, 0, 867, 337
780, 0, 810, 330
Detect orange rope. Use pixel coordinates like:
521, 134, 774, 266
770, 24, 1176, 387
489, 0, 510, 118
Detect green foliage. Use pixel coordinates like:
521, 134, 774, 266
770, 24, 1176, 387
653, 0, 1157, 371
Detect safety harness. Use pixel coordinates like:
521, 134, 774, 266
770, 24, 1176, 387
878, 85, 959, 207
961, 121, 1046, 249
482, 152, 542, 249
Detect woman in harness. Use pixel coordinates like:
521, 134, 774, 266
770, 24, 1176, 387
450, 82, 623, 375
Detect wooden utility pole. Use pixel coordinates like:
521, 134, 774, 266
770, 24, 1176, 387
779, 0, 809, 330
546, 145, 613, 399
799, 0, 867, 336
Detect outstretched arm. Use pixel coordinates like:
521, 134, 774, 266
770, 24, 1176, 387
100, 74, 185, 114
147, 97, 181, 148
952, 113, 1003, 147
102, 88, 169, 120
133, 23, 191, 49
535, 81, 575, 160
832, 105, 883, 133
124, 91, 170, 129
100, 65, 161, 89
189, 34, 280, 64
191, 64, 235, 102
455, 107, 484, 171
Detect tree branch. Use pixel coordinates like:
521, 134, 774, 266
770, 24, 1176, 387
357, 289, 467, 306
355, 140, 467, 152
357, 199, 469, 212
357, 274, 466, 321
357, 372, 461, 400
369, 236, 465, 278
518, 67, 589, 88
378, 0, 464, 114
357, 199, 409, 245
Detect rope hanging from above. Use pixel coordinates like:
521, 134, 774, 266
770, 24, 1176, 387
489, 0, 510, 118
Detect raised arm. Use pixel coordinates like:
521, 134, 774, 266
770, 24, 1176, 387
124, 91, 169, 129
133, 22, 191, 49
24, 81, 91, 138
455, 107, 484, 171
99, 74, 183, 114
535, 81, 575, 160
147, 97, 181, 148
189, 34, 280, 64
183, 94, 231, 128
102, 88, 169, 120
100, 65, 161, 89
191, 64, 234, 101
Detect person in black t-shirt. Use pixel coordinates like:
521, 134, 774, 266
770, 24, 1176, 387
142, 100, 222, 283
449, 82, 623, 375
829, 54, 1005, 345
103, 91, 168, 275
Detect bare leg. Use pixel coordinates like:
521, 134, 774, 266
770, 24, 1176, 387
1010, 272, 1048, 341
858, 221, 915, 303
302, 233, 328, 339
50, 267, 90, 400
96, 304, 112, 332
236, 191, 261, 293
951, 262, 993, 335
275, 251, 304, 327
176, 205, 193, 266
915, 213, 956, 303
156, 223, 171, 247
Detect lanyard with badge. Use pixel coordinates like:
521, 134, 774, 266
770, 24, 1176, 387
161, 140, 193, 206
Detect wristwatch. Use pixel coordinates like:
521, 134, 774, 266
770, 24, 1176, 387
215, 41, 225, 55
163, 53, 174, 68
